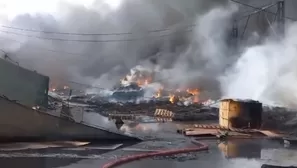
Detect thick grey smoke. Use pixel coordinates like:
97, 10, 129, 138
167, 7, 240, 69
0, 0, 231, 96
155, 3, 238, 99
8, 0, 297, 106
221, 22, 297, 108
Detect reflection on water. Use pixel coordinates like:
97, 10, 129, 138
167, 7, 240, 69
113, 139, 297, 168
218, 139, 263, 159
217, 139, 297, 167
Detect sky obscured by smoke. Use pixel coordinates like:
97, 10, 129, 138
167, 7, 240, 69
0, 0, 226, 81
2, 0, 297, 107
221, 22, 297, 108
0, 0, 229, 97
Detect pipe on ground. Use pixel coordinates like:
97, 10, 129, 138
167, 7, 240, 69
102, 138, 208, 168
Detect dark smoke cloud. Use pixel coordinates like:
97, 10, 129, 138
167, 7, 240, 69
0, 0, 229, 92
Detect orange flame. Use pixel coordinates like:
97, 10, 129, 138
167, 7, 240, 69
187, 88, 200, 103
135, 77, 152, 87
169, 94, 179, 104
154, 88, 162, 98
186, 88, 199, 95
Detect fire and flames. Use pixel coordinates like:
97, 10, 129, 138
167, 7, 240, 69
49, 85, 70, 92
49, 80, 70, 94
120, 67, 202, 104
186, 88, 200, 103
166, 88, 200, 104
49, 66, 202, 105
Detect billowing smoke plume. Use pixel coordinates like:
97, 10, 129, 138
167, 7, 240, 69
220, 22, 297, 108
156, 3, 237, 100
0, 0, 228, 89
5, 0, 297, 108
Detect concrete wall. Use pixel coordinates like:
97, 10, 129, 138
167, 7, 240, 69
0, 96, 139, 142
0, 58, 49, 107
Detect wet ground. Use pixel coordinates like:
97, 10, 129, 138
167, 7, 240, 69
0, 119, 297, 168
1, 138, 296, 168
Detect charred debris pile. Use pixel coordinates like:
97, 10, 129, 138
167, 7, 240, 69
48, 81, 219, 122
48, 66, 297, 127
67, 92, 218, 122
49, 84, 297, 127
47, 66, 221, 121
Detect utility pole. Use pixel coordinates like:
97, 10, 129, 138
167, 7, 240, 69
277, 0, 285, 35
230, 19, 239, 48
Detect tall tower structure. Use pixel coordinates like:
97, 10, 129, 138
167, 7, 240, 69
276, 0, 285, 35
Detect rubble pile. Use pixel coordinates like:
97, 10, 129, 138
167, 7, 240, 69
262, 106, 297, 134
94, 100, 218, 122
48, 67, 297, 127
48, 76, 218, 122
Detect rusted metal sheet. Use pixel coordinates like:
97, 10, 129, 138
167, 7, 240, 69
219, 99, 262, 129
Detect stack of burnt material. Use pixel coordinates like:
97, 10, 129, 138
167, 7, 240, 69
98, 100, 173, 117
261, 106, 297, 134
91, 100, 219, 122
173, 106, 219, 121
153, 103, 218, 121
111, 83, 144, 102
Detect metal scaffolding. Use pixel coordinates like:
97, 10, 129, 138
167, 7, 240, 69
231, 0, 286, 44
276, 0, 285, 34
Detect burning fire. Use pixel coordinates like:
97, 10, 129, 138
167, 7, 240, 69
49, 83, 70, 92
186, 88, 200, 103
186, 88, 199, 96
154, 87, 164, 98
136, 78, 152, 87
49, 85, 57, 92
169, 94, 179, 104
121, 66, 154, 87
166, 88, 200, 104
120, 66, 202, 104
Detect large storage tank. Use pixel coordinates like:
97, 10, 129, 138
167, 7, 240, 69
219, 99, 262, 129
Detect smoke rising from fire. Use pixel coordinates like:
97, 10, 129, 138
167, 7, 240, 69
3, 0, 297, 108
221, 22, 297, 108
0, 0, 231, 96
155, 3, 237, 100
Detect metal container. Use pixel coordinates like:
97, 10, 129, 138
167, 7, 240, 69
219, 99, 262, 129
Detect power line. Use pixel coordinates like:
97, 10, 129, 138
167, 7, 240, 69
230, 0, 296, 21
238, 2, 278, 20
0, 37, 92, 57
0, 24, 196, 36
0, 28, 193, 43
